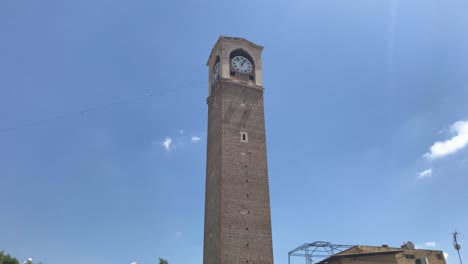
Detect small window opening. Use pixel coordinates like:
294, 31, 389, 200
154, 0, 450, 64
244, 164, 247, 168
249, 75, 255, 81
230, 71, 235, 76
246, 227, 249, 230
246, 194, 249, 197
246, 244, 249, 247
405, 255, 415, 260
240, 131, 248, 142
437, 254, 443, 260
246, 179, 249, 182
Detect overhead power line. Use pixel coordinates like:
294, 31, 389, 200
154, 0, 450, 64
0, 80, 207, 133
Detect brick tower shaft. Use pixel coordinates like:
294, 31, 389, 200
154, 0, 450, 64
204, 36, 273, 264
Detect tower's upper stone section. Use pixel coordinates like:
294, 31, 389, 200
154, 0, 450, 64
207, 36, 264, 89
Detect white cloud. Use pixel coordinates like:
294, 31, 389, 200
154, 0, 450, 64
163, 137, 172, 150
425, 120, 468, 159
416, 241, 437, 249
417, 168, 433, 180
424, 241, 436, 247
154, 131, 202, 151
443, 252, 449, 260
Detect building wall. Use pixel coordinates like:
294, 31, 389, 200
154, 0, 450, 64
204, 36, 273, 264
203, 82, 223, 264
333, 246, 446, 264
219, 80, 273, 264
396, 249, 446, 264
340, 254, 396, 264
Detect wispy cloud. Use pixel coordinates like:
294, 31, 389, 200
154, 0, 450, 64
154, 131, 202, 151
425, 120, 468, 159
443, 252, 448, 260
416, 241, 437, 249
424, 241, 436, 247
417, 168, 433, 180
163, 137, 172, 151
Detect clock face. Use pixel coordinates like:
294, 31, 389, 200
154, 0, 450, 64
212, 62, 220, 83
231, 56, 252, 74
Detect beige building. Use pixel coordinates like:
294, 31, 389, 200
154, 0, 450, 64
318, 244, 446, 264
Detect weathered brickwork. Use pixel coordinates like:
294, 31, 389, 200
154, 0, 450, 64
204, 37, 273, 264
204, 88, 222, 264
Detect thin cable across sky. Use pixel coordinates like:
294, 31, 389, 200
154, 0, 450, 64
0, 80, 207, 133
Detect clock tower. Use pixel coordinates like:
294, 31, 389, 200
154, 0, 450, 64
203, 36, 274, 264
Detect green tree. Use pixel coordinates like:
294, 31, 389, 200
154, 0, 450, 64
0, 251, 20, 264
158, 257, 168, 264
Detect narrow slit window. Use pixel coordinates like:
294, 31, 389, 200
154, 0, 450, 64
240, 131, 248, 143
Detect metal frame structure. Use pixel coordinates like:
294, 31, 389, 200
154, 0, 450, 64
288, 241, 355, 264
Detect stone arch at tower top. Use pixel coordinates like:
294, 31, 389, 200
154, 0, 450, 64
226, 46, 258, 65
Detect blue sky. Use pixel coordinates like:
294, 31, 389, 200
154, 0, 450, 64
1, 1, 467, 264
